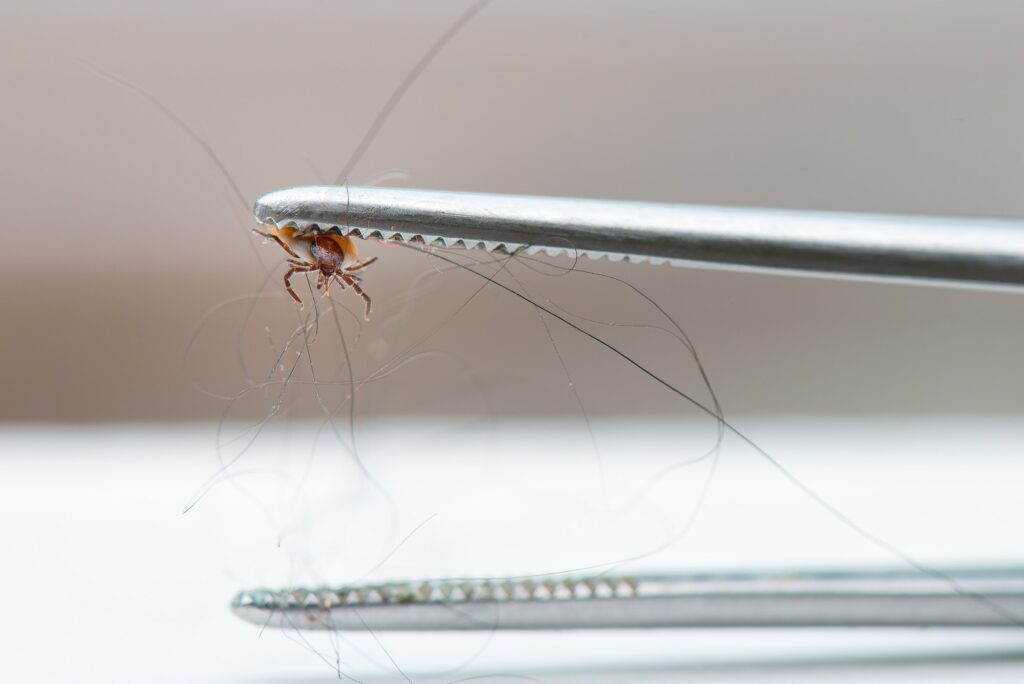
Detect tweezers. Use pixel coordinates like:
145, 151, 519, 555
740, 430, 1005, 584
243, 186, 1024, 631
232, 568, 1024, 630
253, 185, 1024, 287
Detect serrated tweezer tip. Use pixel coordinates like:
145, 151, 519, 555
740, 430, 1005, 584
232, 568, 1024, 631
253, 185, 1024, 286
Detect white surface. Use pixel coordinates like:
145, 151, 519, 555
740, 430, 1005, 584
2, 420, 1023, 682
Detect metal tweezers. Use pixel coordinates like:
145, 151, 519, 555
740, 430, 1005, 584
233, 568, 1024, 631
237, 185, 1024, 631
253, 185, 1024, 286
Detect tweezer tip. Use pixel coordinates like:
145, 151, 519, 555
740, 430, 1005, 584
253, 185, 341, 227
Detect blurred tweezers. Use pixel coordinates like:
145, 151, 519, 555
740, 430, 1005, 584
232, 568, 1024, 630
254, 185, 1024, 287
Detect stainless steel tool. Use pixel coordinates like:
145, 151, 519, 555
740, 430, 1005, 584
254, 185, 1024, 287
233, 568, 1024, 631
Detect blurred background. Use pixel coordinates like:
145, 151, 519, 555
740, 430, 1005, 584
2, 1, 1024, 681
3, 0, 1024, 420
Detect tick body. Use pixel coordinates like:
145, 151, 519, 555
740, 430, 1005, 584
254, 225, 378, 319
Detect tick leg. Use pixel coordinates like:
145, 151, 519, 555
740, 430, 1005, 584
319, 269, 344, 295
338, 273, 372, 321
253, 229, 302, 260
284, 263, 318, 308
345, 256, 378, 273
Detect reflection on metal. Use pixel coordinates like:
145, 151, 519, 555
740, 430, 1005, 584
255, 185, 1024, 286
232, 567, 1024, 631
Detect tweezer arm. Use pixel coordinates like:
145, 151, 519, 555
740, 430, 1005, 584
254, 186, 1024, 287
232, 569, 1024, 631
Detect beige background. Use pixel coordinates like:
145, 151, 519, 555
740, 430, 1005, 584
2, 0, 1023, 421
